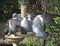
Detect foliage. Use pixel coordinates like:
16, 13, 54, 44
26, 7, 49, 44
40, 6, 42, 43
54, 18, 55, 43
26, 36, 31, 46
54, 17, 60, 24
0, 0, 19, 21
46, 0, 60, 15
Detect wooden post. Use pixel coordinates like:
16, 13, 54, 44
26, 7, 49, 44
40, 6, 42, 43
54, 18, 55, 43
21, 1, 27, 18
21, 5, 26, 18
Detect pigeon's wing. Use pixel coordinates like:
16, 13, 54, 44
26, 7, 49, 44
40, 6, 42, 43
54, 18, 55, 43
32, 24, 48, 39
8, 19, 18, 31
33, 16, 40, 27
42, 14, 54, 25
33, 15, 44, 30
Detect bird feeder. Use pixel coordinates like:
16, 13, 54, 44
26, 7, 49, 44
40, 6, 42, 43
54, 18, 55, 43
21, 1, 27, 18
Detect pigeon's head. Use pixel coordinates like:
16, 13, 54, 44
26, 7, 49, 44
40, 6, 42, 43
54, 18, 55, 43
12, 13, 17, 19
27, 14, 32, 18
27, 14, 33, 21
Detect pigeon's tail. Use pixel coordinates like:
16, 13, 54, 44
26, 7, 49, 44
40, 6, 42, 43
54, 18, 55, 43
32, 24, 48, 39
35, 31, 48, 39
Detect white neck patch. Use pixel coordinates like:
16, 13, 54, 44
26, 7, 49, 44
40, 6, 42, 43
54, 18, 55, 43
12, 18, 17, 19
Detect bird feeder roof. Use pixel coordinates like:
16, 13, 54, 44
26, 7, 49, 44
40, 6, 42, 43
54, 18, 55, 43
21, 1, 27, 5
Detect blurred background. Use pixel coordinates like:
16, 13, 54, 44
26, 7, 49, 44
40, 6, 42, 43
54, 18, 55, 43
0, 0, 60, 46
